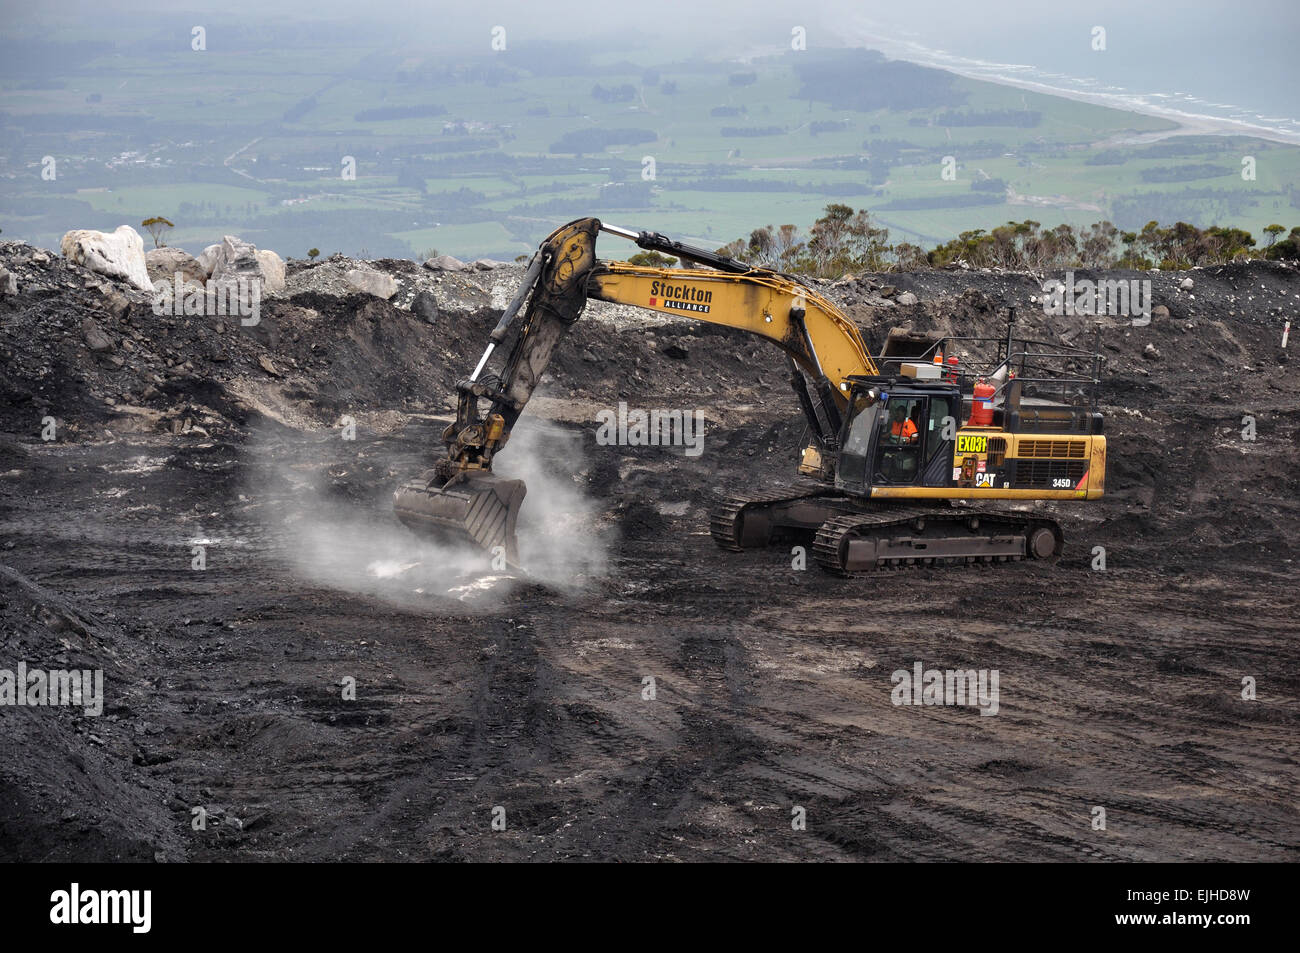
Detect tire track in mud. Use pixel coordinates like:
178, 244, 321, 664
483, 614, 769, 860
471, 603, 836, 861
308, 612, 574, 860
688, 569, 1300, 861
492, 537, 1293, 861
520, 594, 939, 861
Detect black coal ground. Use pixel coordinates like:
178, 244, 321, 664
1, 251, 1297, 861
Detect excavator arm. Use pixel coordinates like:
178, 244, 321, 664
589, 261, 877, 434
393, 216, 877, 563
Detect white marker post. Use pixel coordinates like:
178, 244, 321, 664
1283, 319, 1291, 349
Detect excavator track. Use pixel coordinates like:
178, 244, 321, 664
812, 506, 1063, 575
709, 486, 842, 550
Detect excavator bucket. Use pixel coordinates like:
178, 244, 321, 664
393, 470, 526, 566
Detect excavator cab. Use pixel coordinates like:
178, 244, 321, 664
834, 382, 961, 494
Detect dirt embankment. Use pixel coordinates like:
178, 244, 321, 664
1, 241, 1297, 861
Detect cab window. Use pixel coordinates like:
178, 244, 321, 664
884, 399, 923, 446
876, 398, 924, 485
843, 394, 878, 457
925, 396, 953, 461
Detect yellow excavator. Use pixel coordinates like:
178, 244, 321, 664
394, 217, 1107, 573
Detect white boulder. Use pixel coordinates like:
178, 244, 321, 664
198, 243, 223, 277
423, 254, 466, 272
255, 249, 286, 294
345, 267, 398, 299
60, 225, 154, 292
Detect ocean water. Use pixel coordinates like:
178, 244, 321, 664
844, 3, 1300, 144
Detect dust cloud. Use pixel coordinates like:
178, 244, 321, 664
245, 417, 610, 605
495, 418, 612, 587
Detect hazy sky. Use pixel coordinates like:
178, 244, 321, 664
7, 0, 1289, 106
8, 0, 1289, 123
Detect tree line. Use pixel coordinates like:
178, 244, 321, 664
713, 204, 1300, 278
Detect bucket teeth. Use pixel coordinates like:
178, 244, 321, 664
393, 472, 526, 565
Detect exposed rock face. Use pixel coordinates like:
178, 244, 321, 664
345, 267, 398, 299
60, 225, 154, 292
207, 236, 286, 294
145, 247, 206, 287
211, 235, 260, 284
423, 254, 466, 272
